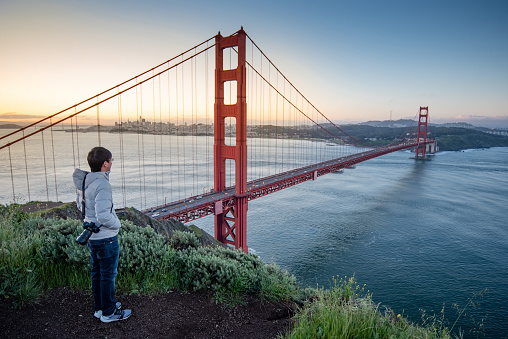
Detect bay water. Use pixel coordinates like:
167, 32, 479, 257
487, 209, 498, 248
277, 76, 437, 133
1, 127, 506, 337
194, 147, 508, 338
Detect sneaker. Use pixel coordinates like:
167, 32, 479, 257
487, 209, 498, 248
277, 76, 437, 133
94, 302, 122, 319
100, 308, 132, 323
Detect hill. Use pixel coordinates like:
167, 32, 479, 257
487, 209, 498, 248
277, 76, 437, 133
0, 123, 22, 129
324, 124, 508, 151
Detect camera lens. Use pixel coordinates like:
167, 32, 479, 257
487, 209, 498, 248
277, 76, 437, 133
76, 228, 92, 245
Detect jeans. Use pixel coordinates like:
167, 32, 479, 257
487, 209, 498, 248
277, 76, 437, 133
87, 236, 119, 317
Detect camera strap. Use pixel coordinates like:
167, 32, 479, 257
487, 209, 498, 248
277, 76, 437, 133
81, 173, 88, 221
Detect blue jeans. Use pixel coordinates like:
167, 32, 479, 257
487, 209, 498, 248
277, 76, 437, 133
87, 236, 119, 316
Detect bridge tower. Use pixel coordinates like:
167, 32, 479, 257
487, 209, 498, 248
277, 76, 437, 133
414, 106, 429, 159
214, 29, 249, 252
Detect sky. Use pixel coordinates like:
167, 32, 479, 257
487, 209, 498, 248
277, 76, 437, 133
1, 0, 508, 127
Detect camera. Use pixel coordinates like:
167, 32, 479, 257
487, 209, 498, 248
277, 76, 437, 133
76, 221, 101, 245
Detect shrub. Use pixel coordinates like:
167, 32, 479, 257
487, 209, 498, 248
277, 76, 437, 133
169, 230, 200, 250
0, 208, 42, 304
173, 245, 297, 301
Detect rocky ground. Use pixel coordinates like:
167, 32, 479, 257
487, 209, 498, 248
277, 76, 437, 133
0, 288, 295, 338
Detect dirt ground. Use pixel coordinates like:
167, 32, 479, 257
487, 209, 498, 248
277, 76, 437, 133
0, 288, 295, 339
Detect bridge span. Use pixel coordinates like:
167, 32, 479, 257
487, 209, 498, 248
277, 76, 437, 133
147, 140, 425, 224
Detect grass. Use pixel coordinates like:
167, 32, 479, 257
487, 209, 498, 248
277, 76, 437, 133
1, 204, 466, 338
285, 276, 458, 338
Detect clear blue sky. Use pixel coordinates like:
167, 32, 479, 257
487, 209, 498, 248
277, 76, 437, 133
1, 0, 507, 126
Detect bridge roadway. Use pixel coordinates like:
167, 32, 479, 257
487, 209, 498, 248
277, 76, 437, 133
144, 141, 421, 223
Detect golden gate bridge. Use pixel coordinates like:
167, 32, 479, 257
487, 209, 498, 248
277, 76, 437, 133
0, 28, 433, 252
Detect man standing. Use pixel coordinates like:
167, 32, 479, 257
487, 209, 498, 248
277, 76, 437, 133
73, 146, 131, 323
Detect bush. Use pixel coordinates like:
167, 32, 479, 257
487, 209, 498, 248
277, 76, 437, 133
0, 208, 42, 305
2, 208, 300, 303
286, 276, 454, 339
173, 245, 297, 300
169, 230, 200, 250
23, 218, 176, 277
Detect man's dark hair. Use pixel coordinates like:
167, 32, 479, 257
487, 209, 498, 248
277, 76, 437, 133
87, 147, 112, 172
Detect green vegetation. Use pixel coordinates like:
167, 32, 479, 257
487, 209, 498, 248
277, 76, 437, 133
335, 125, 508, 151
286, 276, 456, 338
1, 204, 463, 338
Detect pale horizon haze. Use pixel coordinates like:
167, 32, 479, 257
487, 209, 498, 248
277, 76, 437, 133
1, 0, 507, 127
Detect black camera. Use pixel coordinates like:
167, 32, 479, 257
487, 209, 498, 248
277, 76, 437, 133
76, 221, 101, 245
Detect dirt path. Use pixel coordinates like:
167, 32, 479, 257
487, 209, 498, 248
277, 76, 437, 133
0, 288, 294, 338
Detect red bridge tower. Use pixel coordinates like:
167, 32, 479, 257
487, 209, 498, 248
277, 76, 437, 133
214, 29, 249, 252
414, 106, 429, 159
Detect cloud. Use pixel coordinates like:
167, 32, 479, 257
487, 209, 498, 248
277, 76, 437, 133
0, 112, 47, 120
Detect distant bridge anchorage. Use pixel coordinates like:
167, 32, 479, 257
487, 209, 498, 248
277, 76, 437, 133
0, 28, 434, 252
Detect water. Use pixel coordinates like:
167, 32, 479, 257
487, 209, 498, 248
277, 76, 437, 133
193, 147, 508, 338
1, 127, 507, 337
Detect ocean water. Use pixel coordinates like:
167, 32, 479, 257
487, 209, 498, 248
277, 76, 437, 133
1, 127, 506, 337
194, 147, 508, 338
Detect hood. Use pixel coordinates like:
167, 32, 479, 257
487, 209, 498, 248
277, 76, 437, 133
73, 168, 110, 190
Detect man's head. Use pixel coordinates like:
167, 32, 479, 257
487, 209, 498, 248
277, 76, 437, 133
87, 147, 113, 172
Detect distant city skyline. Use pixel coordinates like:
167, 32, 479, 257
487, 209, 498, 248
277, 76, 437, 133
1, 0, 507, 127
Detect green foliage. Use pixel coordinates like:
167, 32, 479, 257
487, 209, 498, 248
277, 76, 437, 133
21, 217, 177, 292
1, 206, 302, 303
0, 204, 29, 224
173, 246, 297, 300
0, 208, 42, 305
260, 263, 298, 302
169, 230, 200, 250
285, 276, 457, 339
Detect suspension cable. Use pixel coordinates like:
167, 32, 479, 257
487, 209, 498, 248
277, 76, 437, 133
0, 35, 217, 145
41, 131, 49, 201
8, 146, 15, 203
22, 130, 31, 202
49, 118, 58, 201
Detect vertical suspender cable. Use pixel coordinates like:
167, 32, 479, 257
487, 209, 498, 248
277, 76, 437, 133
159, 75, 164, 206
181, 60, 186, 198
49, 118, 58, 201
282, 80, 285, 173
75, 113, 81, 169
41, 131, 49, 201
70, 116, 76, 169
152, 75, 159, 205
176, 65, 181, 200
136, 81, 143, 210
275, 71, 278, 174
117, 89, 126, 207
96, 96, 101, 146
192, 53, 196, 195
8, 146, 16, 203
168, 63, 173, 203
140, 83, 147, 209
22, 130, 31, 202
205, 45, 210, 191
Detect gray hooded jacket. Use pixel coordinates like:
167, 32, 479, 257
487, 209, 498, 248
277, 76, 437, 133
72, 168, 121, 240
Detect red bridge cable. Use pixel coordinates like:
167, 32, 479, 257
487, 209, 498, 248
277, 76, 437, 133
246, 59, 345, 147
0, 43, 216, 151
22, 130, 31, 202
8, 147, 15, 202
245, 34, 373, 149
0, 36, 216, 144
152, 74, 159, 205
49, 118, 59, 202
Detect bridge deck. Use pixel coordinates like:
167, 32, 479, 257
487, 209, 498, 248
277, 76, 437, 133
144, 141, 421, 223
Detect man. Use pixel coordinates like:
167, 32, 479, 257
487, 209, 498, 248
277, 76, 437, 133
72, 146, 131, 323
